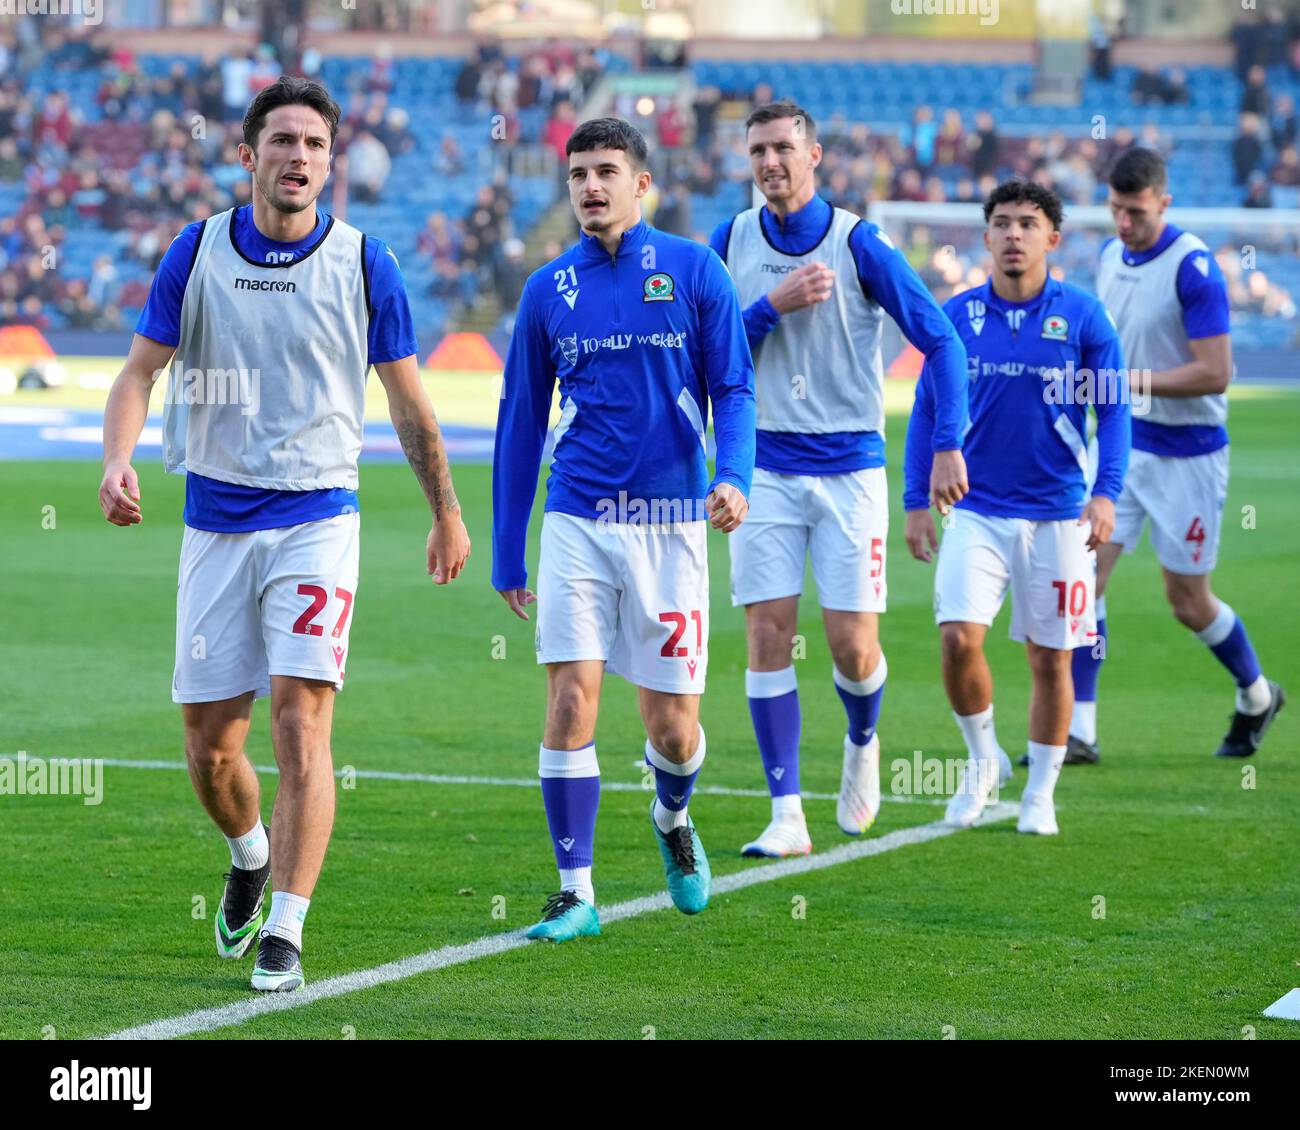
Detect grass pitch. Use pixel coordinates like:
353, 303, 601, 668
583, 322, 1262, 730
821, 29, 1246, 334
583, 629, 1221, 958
1, 388, 1297, 1039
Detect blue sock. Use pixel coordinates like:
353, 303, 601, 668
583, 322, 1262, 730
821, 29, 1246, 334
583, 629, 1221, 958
1073, 597, 1106, 702
1196, 601, 1263, 688
746, 667, 801, 797
833, 654, 887, 746
645, 729, 706, 832
538, 743, 600, 872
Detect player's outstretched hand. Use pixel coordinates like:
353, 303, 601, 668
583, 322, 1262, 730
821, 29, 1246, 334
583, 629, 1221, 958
904, 508, 938, 563
1080, 495, 1115, 551
768, 261, 836, 315
99, 462, 142, 526
706, 483, 748, 533
499, 587, 537, 620
427, 510, 471, 584
929, 448, 969, 511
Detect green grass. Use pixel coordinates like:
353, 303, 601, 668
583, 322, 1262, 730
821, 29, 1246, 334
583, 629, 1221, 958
1, 390, 1298, 1039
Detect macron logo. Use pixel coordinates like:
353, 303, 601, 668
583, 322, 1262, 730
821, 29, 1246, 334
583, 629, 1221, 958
558, 837, 575, 851
50, 1062, 151, 1111
771, 767, 785, 781
563, 289, 579, 309
234, 277, 296, 293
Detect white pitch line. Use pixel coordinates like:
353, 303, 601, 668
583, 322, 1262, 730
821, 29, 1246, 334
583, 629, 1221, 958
102, 802, 1017, 1041
97, 757, 946, 806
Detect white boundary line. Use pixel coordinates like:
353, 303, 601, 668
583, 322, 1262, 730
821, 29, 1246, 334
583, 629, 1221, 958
103, 802, 1017, 1040
98, 757, 947, 806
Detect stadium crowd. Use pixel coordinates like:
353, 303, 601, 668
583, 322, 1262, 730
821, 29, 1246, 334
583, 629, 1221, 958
1, 15, 1298, 344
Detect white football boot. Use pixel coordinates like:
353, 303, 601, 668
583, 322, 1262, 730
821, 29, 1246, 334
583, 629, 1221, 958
837, 733, 880, 835
944, 756, 1002, 828
741, 809, 812, 858
1016, 791, 1059, 836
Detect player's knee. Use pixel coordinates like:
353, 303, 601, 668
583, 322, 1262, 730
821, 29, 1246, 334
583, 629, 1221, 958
270, 703, 330, 761
183, 731, 242, 776
940, 623, 981, 665
1028, 644, 1071, 682
547, 681, 597, 743
1164, 581, 1213, 629
748, 615, 796, 667
646, 723, 698, 764
830, 642, 877, 683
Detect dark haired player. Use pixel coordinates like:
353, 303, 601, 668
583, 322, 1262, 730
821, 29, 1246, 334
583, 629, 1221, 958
905, 181, 1131, 835
1078, 147, 1284, 761
99, 76, 470, 990
493, 117, 755, 942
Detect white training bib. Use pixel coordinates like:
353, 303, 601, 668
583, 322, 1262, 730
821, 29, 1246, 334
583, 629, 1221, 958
1097, 231, 1227, 429
725, 206, 887, 435
163, 208, 371, 490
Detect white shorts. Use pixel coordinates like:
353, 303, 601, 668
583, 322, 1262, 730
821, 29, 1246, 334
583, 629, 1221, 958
934, 508, 1096, 649
1113, 447, 1229, 575
173, 512, 360, 703
536, 512, 709, 695
729, 466, 888, 611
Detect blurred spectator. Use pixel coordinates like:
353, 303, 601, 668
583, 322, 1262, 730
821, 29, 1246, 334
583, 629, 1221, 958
1270, 94, 1297, 151
0, 137, 23, 181
1089, 12, 1113, 81
657, 101, 685, 150
933, 109, 966, 174
969, 111, 999, 179
494, 237, 528, 317
434, 134, 465, 178
1243, 171, 1273, 208
87, 255, 119, 308
653, 182, 693, 237
346, 129, 391, 203
1232, 113, 1265, 185
692, 86, 720, 153
221, 52, 253, 122
1133, 67, 1188, 106
544, 100, 577, 163
1240, 65, 1270, 116
908, 105, 937, 172
248, 44, 282, 95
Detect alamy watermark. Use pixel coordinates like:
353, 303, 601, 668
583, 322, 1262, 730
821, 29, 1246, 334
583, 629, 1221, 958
1, 751, 103, 806
1040, 362, 1152, 415
1, 0, 102, 25
890, 751, 1000, 802
890, 0, 999, 28
594, 491, 711, 526
159, 363, 261, 416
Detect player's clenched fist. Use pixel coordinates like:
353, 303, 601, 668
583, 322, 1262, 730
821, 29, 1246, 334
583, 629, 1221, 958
427, 510, 471, 584
1079, 495, 1115, 551
99, 462, 143, 526
904, 508, 938, 563
767, 261, 836, 314
706, 483, 748, 533
929, 447, 969, 510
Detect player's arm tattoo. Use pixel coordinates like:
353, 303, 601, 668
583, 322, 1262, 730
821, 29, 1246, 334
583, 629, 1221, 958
395, 416, 460, 520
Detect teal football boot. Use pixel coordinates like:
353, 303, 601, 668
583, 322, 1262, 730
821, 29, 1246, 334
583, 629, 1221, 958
525, 891, 601, 943
651, 801, 711, 914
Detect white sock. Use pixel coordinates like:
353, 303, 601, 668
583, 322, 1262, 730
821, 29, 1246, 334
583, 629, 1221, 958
772, 793, 803, 820
559, 866, 594, 905
1024, 741, 1066, 800
262, 891, 309, 951
226, 820, 268, 871
954, 706, 999, 762
1070, 701, 1098, 745
653, 797, 690, 833
1237, 674, 1271, 715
